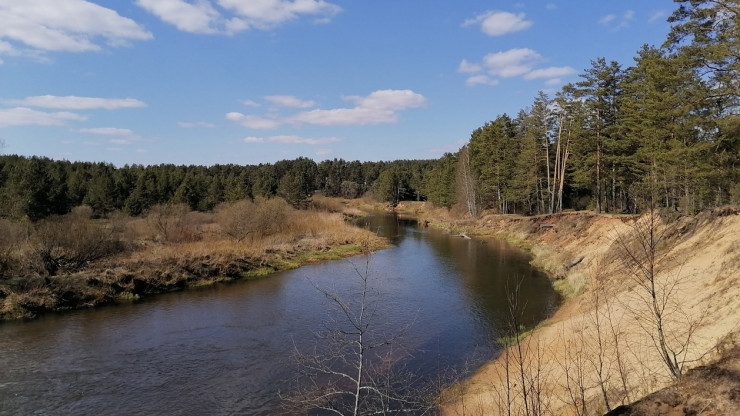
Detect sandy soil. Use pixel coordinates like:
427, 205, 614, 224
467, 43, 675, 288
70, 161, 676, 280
433, 207, 740, 416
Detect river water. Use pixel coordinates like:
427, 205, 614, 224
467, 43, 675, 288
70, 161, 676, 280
0, 214, 558, 415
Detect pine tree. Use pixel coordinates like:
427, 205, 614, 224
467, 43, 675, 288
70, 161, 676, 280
573, 58, 624, 213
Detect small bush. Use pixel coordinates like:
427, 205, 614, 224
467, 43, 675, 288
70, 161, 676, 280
0, 219, 27, 279
145, 203, 190, 242
217, 197, 292, 241
32, 207, 125, 276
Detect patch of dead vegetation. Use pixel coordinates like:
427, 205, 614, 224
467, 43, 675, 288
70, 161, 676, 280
0, 198, 387, 321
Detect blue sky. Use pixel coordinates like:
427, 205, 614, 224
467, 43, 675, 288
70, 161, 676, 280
0, 0, 675, 166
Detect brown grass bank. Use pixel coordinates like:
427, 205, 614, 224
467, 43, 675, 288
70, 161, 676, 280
0, 198, 387, 321
408, 202, 740, 415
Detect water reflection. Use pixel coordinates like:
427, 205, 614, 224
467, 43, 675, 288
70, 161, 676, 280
0, 213, 558, 415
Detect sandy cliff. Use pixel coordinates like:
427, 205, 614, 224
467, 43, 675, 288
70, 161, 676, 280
428, 207, 740, 415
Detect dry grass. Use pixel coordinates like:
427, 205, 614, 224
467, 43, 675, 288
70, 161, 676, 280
436, 207, 740, 416
0, 197, 387, 321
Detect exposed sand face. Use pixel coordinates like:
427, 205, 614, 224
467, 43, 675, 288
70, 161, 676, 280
440, 209, 740, 416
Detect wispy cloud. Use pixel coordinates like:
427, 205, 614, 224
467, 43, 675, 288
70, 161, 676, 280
241, 99, 261, 107
465, 75, 500, 87
463, 11, 533, 36
648, 10, 667, 23
482, 48, 542, 77
523, 66, 576, 80
109, 138, 134, 145
76, 127, 134, 136
264, 95, 316, 108
458, 59, 482, 74
0, 107, 87, 127
460, 48, 574, 87
243, 135, 341, 145
178, 121, 216, 128
136, 0, 342, 35
599, 10, 635, 31
3, 95, 147, 110
289, 90, 427, 126
226, 113, 282, 129
228, 89, 427, 129
0, 0, 152, 55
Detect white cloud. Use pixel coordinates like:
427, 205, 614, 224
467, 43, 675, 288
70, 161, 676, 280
226, 112, 281, 129
649, 10, 667, 23
243, 135, 341, 145
465, 75, 500, 87
0, 0, 152, 54
4, 95, 147, 110
179, 121, 216, 128
135, 0, 224, 34
460, 49, 576, 87
316, 149, 332, 156
482, 48, 542, 78
546, 3, 557, 10
463, 11, 532, 36
219, 0, 342, 27
241, 99, 261, 107
264, 95, 316, 108
0, 107, 87, 127
599, 14, 616, 24
523, 66, 576, 80
289, 90, 426, 126
229, 89, 426, 128
457, 59, 482, 74
77, 127, 134, 136
137, 0, 342, 35
345, 90, 426, 111
109, 138, 134, 145
599, 10, 634, 31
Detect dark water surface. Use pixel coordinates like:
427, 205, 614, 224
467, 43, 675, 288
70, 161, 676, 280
0, 214, 558, 415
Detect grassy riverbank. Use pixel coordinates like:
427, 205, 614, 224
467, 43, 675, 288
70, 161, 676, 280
0, 197, 388, 321
398, 202, 740, 415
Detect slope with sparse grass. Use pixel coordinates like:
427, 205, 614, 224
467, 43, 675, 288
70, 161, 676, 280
411, 203, 740, 416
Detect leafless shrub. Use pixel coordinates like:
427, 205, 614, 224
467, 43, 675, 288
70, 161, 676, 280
497, 277, 552, 416
0, 218, 27, 279
217, 198, 291, 242
32, 206, 125, 276
614, 209, 706, 379
284, 253, 436, 415
556, 319, 590, 416
145, 203, 190, 243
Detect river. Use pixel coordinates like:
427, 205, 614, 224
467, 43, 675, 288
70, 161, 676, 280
0, 214, 558, 415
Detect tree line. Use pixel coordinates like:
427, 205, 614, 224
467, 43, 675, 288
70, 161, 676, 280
0, 155, 437, 221
2, 1, 737, 221
426, 0, 740, 216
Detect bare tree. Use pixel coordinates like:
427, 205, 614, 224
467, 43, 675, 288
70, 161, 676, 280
614, 207, 704, 379
284, 252, 435, 415
498, 277, 550, 416
456, 145, 478, 218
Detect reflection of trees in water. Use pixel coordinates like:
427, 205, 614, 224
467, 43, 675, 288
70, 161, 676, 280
424, 231, 558, 331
